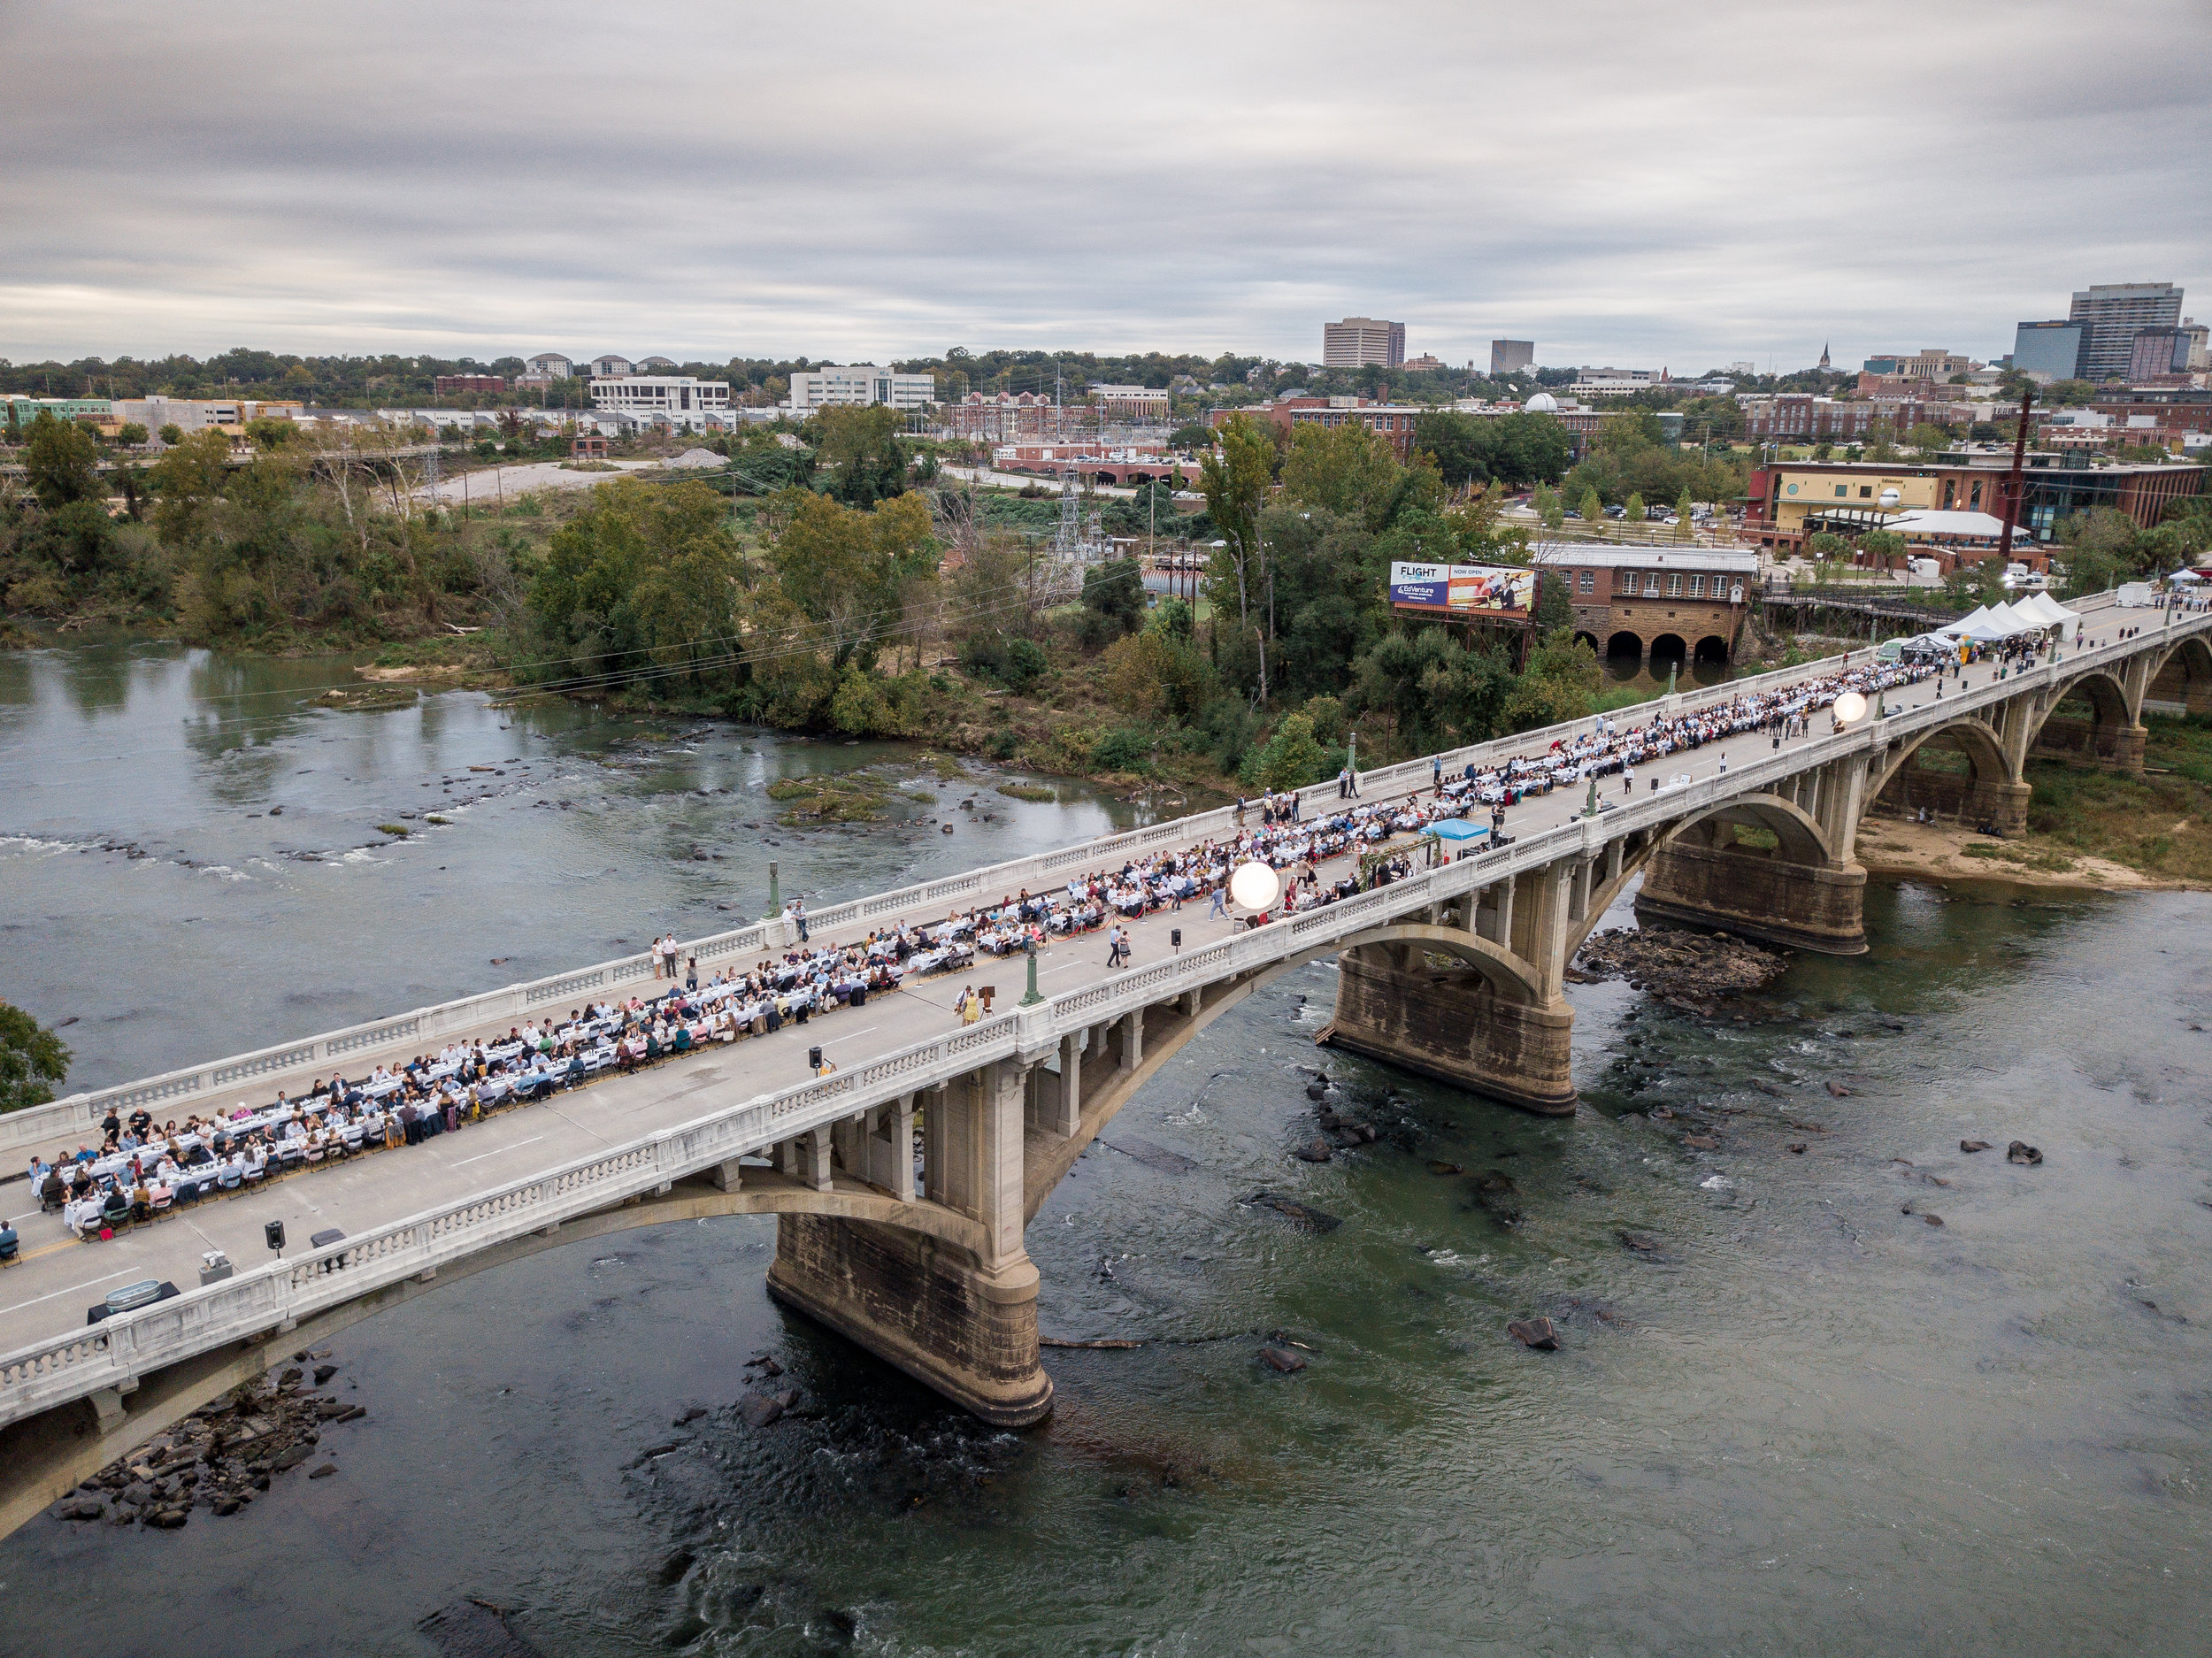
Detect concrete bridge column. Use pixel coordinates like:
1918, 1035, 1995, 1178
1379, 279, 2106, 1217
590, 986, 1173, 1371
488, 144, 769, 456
864, 1093, 916, 1201
1045, 1030, 1082, 1138
1114, 1009, 1144, 1075
767, 1057, 1051, 1426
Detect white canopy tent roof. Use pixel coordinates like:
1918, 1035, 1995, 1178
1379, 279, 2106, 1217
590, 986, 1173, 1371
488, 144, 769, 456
1941, 603, 2038, 642
2020, 591, 2082, 636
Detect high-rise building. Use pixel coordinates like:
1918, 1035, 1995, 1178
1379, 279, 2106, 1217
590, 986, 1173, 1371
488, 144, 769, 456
2128, 328, 2193, 384
2069, 283, 2184, 382
1323, 318, 1406, 369
2182, 319, 2211, 372
1489, 339, 1534, 376
2013, 320, 2085, 383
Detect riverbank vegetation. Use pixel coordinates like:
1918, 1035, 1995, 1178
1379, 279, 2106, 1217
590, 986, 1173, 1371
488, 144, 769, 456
2021, 712, 2212, 883
7, 401, 2205, 803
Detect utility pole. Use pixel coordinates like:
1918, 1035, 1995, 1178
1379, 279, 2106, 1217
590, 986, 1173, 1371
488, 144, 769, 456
1995, 382, 2034, 565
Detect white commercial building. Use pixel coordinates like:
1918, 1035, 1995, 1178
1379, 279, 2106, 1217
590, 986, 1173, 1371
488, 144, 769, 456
1087, 383, 1171, 418
588, 375, 731, 429
787, 365, 936, 411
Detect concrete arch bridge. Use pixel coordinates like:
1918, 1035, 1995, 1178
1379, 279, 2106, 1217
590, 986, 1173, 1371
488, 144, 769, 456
0, 596, 2201, 1537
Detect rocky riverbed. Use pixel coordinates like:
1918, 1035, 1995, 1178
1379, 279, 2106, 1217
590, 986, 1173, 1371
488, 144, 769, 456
1572, 924, 1791, 1013
47, 1352, 367, 1531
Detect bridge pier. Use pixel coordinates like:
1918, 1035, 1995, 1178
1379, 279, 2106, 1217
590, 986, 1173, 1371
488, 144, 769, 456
1637, 764, 1869, 954
766, 1058, 1051, 1426
1322, 862, 1578, 1115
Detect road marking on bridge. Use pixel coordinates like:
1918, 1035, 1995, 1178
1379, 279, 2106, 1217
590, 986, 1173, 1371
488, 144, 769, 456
0, 1267, 142, 1318
449, 1134, 547, 1170
822, 1027, 879, 1044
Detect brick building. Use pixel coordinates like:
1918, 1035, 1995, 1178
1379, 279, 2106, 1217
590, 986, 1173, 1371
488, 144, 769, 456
1745, 454, 2202, 550
1530, 542, 1758, 665
435, 374, 506, 395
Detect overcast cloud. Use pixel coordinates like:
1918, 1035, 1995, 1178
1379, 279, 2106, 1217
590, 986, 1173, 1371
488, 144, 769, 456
3, 0, 2206, 371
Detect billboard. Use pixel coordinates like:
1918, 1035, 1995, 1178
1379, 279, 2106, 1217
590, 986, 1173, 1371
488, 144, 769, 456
1387, 561, 1536, 618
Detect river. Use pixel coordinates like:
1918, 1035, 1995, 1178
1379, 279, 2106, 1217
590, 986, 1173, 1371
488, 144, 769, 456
1, 641, 2207, 1657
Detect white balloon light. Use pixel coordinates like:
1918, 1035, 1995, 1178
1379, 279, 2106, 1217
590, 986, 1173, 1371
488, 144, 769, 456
1833, 691, 1868, 724
1228, 861, 1282, 913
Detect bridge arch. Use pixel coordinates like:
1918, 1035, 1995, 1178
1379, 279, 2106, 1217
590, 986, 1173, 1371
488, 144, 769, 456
1648, 633, 1688, 669
2031, 667, 2140, 768
1867, 715, 2012, 809
1694, 634, 1731, 665
0, 1178, 990, 1542
1574, 630, 1601, 655
1606, 630, 1643, 663
1636, 789, 1868, 954
1656, 790, 1836, 867
2148, 633, 2212, 718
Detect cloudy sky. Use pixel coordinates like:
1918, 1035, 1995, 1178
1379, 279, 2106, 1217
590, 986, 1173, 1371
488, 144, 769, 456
4, 1, 2206, 372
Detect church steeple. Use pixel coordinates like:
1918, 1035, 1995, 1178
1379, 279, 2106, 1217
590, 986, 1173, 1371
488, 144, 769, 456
1819, 342, 1832, 368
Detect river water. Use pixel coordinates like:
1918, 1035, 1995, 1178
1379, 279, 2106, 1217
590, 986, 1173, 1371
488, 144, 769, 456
1, 642, 2207, 1658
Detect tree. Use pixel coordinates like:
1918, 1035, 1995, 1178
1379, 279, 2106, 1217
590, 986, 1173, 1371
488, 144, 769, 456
1282, 419, 1402, 531
1168, 421, 1214, 450
1239, 710, 1330, 790
1578, 487, 1602, 522
1100, 626, 1216, 721
525, 477, 752, 694
157, 423, 182, 446
1535, 571, 1574, 631
1077, 557, 1146, 649
809, 405, 909, 507
1501, 628, 1600, 733
0, 1001, 71, 1113
1905, 422, 1955, 453
1413, 410, 1571, 489
1624, 492, 1646, 523
1536, 482, 1564, 531
148, 428, 235, 545
1198, 412, 1274, 649
766, 488, 935, 665
21, 411, 102, 510
117, 422, 149, 447
1353, 627, 1514, 754
1674, 487, 1694, 541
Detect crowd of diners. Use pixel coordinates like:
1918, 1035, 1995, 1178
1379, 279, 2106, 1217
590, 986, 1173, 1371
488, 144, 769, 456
28, 649, 1933, 1245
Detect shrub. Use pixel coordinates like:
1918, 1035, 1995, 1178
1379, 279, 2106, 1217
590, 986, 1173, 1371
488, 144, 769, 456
1093, 726, 1156, 771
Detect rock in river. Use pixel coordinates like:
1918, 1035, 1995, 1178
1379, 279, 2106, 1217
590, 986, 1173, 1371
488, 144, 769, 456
2007, 1140, 2043, 1165
1506, 1317, 1559, 1351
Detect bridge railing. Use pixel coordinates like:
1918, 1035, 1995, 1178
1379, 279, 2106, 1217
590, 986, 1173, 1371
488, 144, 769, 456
11, 610, 2212, 1430
7, 592, 2191, 1164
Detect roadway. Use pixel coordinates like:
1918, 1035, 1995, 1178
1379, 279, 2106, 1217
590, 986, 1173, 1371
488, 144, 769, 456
0, 595, 2149, 1356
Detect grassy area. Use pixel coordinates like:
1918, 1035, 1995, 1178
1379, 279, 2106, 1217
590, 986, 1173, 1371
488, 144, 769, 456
764, 771, 933, 827
2021, 713, 2212, 883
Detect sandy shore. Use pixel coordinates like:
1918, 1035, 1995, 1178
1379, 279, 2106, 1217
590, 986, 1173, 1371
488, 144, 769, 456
1855, 816, 2199, 893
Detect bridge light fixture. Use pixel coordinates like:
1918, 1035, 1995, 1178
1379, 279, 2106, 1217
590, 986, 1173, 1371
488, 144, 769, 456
1833, 691, 1868, 725
1229, 861, 1281, 914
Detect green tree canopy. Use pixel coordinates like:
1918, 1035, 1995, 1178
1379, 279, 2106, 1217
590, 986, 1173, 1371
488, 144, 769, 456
22, 411, 103, 510
1281, 418, 1404, 531
0, 1002, 71, 1113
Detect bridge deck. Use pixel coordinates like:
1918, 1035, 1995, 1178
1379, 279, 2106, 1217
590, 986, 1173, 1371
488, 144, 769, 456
0, 593, 2189, 1397
0, 679, 1899, 1349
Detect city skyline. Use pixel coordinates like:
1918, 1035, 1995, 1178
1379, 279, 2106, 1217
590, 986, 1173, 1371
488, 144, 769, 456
3, 1, 2206, 371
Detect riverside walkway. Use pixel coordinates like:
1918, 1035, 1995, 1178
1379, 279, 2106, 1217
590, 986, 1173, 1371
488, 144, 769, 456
1, 587, 2205, 1535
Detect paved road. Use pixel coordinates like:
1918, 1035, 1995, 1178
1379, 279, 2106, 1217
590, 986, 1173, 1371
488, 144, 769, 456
0, 607, 2157, 1355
